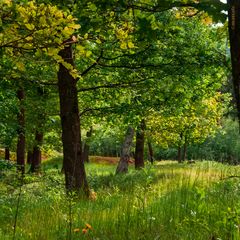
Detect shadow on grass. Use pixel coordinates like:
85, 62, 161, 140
41, 157, 182, 192
42, 156, 63, 171
88, 167, 178, 192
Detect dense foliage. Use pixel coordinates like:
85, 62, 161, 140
2, 1, 240, 239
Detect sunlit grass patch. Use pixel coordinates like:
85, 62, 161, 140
1, 159, 240, 239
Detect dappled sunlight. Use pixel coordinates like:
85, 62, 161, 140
0, 0, 239, 239
1, 159, 240, 239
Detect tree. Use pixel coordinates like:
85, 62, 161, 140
16, 86, 25, 174
116, 126, 134, 174
82, 127, 93, 163
227, 0, 240, 128
147, 93, 228, 162
0, 0, 232, 191
1, 1, 89, 192
58, 41, 89, 194
135, 120, 145, 169
0, 80, 18, 161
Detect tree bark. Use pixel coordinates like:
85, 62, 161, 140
5, 147, 10, 160
16, 88, 25, 174
135, 120, 145, 169
228, 0, 240, 128
30, 131, 43, 173
27, 151, 33, 164
29, 85, 45, 172
147, 140, 154, 164
177, 146, 182, 163
182, 142, 187, 162
57, 41, 89, 195
82, 127, 93, 163
116, 126, 134, 174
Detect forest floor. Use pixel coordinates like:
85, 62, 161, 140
1, 158, 240, 240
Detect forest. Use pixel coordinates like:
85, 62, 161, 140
1, 0, 240, 239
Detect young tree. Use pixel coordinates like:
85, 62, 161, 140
16, 86, 25, 174
135, 120, 145, 169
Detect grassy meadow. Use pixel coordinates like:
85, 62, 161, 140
1, 158, 240, 240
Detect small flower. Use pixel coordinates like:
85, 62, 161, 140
73, 228, 80, 233
82, 228, 88, 234
85, 223, 92, 230
89, 191, 97, 201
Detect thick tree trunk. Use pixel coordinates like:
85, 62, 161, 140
135, 120, 145, 169
82, 127, 93, 163
116, 126, 134, 174
16, 88, 25, 174
30, 131, 43, 173
5, 147, 10, 160
57, 42, 89, 195
147, 140, 154, 164
228, 0, 240, 127
27, 151, 33, 164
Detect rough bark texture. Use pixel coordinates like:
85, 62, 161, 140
16, 88, 25, 174
135, 120, 145, 169
57, 42, 89, 195
147, 140, 154, 164
228, 0, 240, 127
5, 147, 10, 160
30, 131, 43, 173
116, 126, 134, 174
83, 127, 93, 163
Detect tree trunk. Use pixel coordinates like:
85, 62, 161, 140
116, 126, 134, 174
178, 132, 183, 163
5, 147, 10, 160
82, 127, 93, 163
30, 131, 43, 173
177, 146, 182, 163
228, 0, 240, 128
147, 140, 154, 164
182, 142, 187, 162
57, 42, 89, 195
82, 144, 90, 163
29, 85, 45, 172
16, 88, 25, 174
27, 151, 33, 164
135, 120, 145, 169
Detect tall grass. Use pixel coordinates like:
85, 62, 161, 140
1, 160, 240, 240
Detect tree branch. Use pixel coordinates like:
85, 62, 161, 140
78, 78, 151, 92
97, 62, 173, 69
80, 106, 119, 116
101, 45, 152, 61
79, 50, 103, 78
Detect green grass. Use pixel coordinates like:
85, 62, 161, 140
1, 159, 240, 239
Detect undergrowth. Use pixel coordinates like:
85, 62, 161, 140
1, 159, 240, 240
